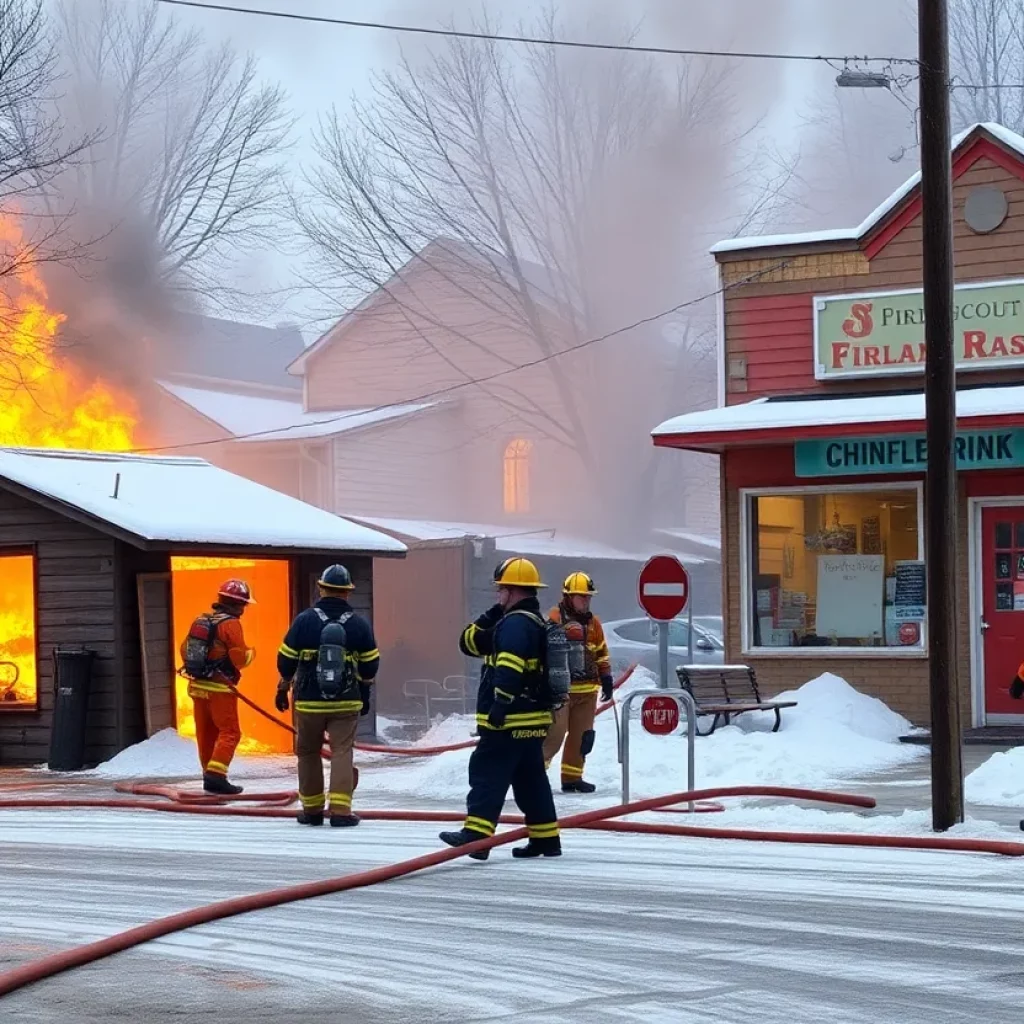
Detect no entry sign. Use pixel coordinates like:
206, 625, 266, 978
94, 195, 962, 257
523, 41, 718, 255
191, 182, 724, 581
641, 695, 679, 735
637, 555, 689, 621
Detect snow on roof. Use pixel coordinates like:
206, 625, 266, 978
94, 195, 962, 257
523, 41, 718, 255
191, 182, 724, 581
652, 383, 1024, 440
654, 528, 722, 552
0, 448, 406, 553
350, 516, 710, 564
711, 122, 1024, 255
158, 381, 436, 442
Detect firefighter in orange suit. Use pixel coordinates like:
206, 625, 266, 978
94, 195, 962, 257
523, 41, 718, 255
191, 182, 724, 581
180, 579, 256, 795
542, 571, 613, 793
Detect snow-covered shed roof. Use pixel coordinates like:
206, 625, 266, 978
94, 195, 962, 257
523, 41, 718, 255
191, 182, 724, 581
0, 448, 406, 554
350, 516, 712, 565
711, 122, 1024, 255
158, 381, 437, 443
652, 383, 1024, 451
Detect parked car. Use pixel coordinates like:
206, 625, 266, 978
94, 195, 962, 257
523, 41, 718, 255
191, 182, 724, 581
691, 615, 724, 643
603, 616, 725, 678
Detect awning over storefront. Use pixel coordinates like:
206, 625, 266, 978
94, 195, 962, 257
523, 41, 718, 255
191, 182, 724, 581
652, 384, 1024, 452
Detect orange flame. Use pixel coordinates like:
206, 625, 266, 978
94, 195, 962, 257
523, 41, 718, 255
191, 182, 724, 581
0, 215, 137, 450
1, 215, 140, 715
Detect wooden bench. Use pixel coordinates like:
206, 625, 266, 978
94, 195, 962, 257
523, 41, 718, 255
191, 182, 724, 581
674, 664, 797, 736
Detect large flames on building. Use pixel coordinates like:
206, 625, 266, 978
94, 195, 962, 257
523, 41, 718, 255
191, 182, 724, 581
1, 216, 139, 708
1, 220, 286, 755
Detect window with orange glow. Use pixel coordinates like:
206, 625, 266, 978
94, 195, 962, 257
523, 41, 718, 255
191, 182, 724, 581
503, 438, 533, 514
170, 557, 293, 754
0, 553, 37, 710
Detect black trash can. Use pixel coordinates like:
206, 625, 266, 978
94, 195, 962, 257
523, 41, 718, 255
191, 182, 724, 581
48, 646, 96, 772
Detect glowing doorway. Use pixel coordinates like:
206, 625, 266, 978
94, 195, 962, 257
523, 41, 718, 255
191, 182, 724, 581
170, 557, 292, 754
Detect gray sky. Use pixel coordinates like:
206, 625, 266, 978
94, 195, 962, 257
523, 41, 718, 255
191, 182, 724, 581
161, 0, 917, 338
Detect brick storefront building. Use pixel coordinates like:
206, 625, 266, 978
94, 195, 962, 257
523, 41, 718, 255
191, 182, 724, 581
654, 122, 1024, 730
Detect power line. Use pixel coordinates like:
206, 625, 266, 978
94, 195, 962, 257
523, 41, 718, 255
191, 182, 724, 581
135, 259, 790, 455
152, 0, 918, 66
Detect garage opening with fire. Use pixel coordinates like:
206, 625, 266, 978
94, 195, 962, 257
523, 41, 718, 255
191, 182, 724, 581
0, 448, 404, 766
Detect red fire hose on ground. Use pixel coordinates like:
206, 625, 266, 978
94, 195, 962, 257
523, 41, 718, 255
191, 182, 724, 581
3, 782, 1021, 1000
235, 665, 639, 760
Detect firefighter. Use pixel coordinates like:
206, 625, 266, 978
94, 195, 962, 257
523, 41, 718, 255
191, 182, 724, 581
274, 564, 379, 827
440, 557, 561, 860
180, 579, 256, 796
542, 571, 613, 793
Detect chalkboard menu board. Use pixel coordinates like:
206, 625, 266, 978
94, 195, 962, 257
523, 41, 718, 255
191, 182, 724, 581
894, 560, 926, 620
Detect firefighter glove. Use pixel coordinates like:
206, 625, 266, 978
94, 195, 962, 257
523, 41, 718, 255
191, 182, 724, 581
359, 682, 372, 716
488, 699, 510, 729
1011, 675, 1024, 700
600, 676, 614, 702
478, 603, 505, 629
274, 681, 290, 713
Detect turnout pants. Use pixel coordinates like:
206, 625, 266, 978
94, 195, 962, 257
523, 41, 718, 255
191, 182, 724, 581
463, 730, 559, 843
542, 690, 598, 784
191, 690, 241, 778
295, 710, 359, 816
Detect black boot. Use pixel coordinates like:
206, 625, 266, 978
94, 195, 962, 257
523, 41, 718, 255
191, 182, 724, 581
439, 829, 490, 861
330, 814, 361, 828
297, 810, 324, 826
561, 779, 596, 794
512, 837, 562, 859
203, 773, 243, 796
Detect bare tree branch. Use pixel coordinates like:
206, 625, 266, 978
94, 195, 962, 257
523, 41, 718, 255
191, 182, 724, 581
54, 0, 294, 310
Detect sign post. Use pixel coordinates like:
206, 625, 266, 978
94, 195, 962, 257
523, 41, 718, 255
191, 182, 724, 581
637, 555, 690, 689
620, 687, 697, 808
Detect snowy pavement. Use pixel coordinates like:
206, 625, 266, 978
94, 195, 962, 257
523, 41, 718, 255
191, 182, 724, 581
2, 808, 1024, 1023
4, 671, 1024, 1021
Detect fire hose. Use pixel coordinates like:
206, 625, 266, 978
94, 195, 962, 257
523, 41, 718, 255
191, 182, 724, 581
3, 783, 1021, 1000
234, 663, 639, 761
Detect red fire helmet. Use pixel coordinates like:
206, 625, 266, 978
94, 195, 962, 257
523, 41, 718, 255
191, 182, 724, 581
218, 579, 256, 605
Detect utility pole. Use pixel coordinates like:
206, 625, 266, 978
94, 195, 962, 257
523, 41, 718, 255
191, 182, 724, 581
918, 0, 963, 829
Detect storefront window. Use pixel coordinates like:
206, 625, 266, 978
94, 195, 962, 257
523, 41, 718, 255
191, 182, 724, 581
744, 486, 924, 651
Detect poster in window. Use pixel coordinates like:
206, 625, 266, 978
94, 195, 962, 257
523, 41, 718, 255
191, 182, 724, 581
997, 553, 1012, 579
816, 555, 885, 639
861, 516, 881, 555
1014, 582, 1024, 612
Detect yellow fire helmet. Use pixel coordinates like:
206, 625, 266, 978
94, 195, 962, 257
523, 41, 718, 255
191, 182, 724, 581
563, 571, 597, 596
493, 556, 547, 589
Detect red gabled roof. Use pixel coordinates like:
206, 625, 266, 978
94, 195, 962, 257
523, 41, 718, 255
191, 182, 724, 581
709, 122, 1024, 259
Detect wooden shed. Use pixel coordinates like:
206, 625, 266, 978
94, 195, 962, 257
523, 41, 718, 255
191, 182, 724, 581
0, 448, 405, 766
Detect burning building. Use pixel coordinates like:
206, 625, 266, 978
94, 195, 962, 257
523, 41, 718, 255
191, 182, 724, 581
0, 219, 404, 766
0, 448, 405, 766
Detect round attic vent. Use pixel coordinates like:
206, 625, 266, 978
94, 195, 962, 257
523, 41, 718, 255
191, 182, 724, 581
964, 184, 1008, 234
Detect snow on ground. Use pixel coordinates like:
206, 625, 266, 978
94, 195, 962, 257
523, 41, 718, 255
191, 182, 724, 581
353, 669, 928, 810
87, 729, 295, 782
67, 669, 928, 811
966, 747, 1024, 807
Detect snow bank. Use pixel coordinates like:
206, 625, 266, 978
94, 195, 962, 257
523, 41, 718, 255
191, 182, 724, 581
966, 747, 1024, 807
356, 670, 925, 806
74, 671, 924, 810
89, 729, 294, 782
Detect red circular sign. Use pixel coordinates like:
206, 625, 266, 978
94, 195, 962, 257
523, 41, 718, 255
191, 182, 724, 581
898, 621, 920, 646
637, 555, 689, 622
641, 695, 680, 735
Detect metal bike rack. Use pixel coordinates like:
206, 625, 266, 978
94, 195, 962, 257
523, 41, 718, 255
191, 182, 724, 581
619, 687, 697, 811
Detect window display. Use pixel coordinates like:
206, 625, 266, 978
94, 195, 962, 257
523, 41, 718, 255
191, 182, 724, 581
745, 487, 923, 650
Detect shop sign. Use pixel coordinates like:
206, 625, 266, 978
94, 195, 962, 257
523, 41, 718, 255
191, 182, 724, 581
815, 278, 1024, 380
795, 429, 1024, 477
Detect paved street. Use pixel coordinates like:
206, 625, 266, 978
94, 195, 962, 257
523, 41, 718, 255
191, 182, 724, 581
1, 752, 1023, 1024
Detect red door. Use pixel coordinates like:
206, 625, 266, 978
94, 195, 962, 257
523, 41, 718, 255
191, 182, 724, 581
982, 507, 1024, 717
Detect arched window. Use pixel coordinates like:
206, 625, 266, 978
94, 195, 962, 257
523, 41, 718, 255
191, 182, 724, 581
503, 438, 533, 514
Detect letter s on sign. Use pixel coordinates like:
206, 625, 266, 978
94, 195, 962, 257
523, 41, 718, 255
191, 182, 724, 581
842, 302, 874, 339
